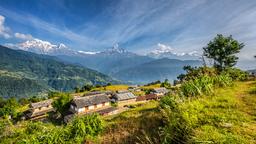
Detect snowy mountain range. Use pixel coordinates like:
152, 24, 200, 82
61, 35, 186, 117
147, 43, 200, 60
4, 40, 202, 84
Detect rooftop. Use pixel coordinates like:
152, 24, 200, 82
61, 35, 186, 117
114, 92, 136, 101
30, 99, 53, 109
71, 94, 110, 108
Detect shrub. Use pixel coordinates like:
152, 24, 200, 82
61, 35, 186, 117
180, 76, 214, 97
68, 114, 104, 139
159, 96, 192, 143
213, 74, 233, 87
221, 68, 249, 81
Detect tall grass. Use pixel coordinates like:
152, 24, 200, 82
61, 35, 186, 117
159, 96, 192, 144
0, 114, 104, 143
180, 74, 233, 97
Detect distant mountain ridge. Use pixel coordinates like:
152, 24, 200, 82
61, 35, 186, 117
112, 58, 202, 84
0, 45, 118, 98
147, 43, 200, 60
7, 42, 203, 84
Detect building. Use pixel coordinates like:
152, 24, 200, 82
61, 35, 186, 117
69, 94, 111, 114
112, 92, 136, 106
153, 87, 169, 96
25, 99, 55, 119
136, 94, 159, 101
128, 85, 141, 92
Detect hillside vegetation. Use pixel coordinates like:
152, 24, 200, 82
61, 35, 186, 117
0, 46, 117, 98
98, 80, 256, 144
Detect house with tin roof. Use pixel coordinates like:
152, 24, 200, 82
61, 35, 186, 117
69, 94, 111, 114
153, 87, 169, 96
25, 99, 55, 119
112, 92, 136, 106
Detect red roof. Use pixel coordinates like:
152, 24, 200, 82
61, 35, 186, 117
145, 94, 158, 100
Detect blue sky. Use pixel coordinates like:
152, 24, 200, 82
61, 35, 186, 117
0, 0, 256, 66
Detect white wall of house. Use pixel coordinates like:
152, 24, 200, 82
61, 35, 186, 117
73, 102, 111, 114
88, 105, 94, 110
78, 107, 85, 113
97, 103, 103, 108
33, 105, 53, 113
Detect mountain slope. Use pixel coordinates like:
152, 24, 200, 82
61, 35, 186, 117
0, 45, 117, 98
56, 47, 154, 75
112, 58, 202, 84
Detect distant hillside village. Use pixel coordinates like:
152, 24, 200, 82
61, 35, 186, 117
21, 82, 170, 123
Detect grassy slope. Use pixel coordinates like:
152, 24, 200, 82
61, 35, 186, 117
99, 81, 256, 143
100, 101, 162, 144
182, 81, 256, 143
1, 81, 255, 143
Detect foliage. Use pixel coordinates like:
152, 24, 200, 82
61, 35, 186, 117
52, 93, 73, 118
0, 45, 117, 98
143, 88, 154, 94
0, 98, 20, 118
159, 96, 192, 144
18, 98, 30, 105
180, 75, 214, 97
178, 66, 217, 81
203, 34, 244, 71
221, 68, 249, 81
160, 79, 171, 88
0, 114, 104, 143
158, 81, 256, 144
81, 84, 93, 92
145, 80, 161, 86
68, 114, 104, 139
28, 95, 46, 103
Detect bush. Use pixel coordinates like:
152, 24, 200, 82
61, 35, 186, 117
213, 74, 233, 87
68, 114, 104, 139
180, 76, 214, 97
159, 96, 192, 143
221, 68, 249, 81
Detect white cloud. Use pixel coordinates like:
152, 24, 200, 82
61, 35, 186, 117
0, 15, 11, 39
14, 32, 33, 40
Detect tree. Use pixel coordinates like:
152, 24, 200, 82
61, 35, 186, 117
0, 98, 20, 118
74, 87, 80, 93
203, 34, 244, 71
81, 84, 93, 92
160, 79, 171, 88
68, 114, 104, 139
52, 93, 73, 119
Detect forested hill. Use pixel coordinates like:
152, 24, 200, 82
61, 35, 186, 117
0, 45, 118, 98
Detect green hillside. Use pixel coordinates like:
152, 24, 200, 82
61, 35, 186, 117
0, 46, 117, 98
99, 81, 256, 143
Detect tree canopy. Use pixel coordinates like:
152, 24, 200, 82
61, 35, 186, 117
203, 34, 244, 71
52, 93, 73, 119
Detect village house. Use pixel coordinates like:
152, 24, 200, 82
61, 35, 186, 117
25, 99, 55, 119
112, 92, 136, 106
136, 93, 159, 101
152, 87, 169, 96
69, 94, 111, 114
128, 85, 141, 92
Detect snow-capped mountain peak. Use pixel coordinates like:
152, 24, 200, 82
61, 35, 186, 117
15, 38, 75, 55
148, 43, 200, 60
78, 50, 99, 55
150, 43, 173, 54
104, 43, 127, 54
18, 38, 58, 52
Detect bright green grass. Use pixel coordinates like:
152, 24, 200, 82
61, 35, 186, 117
181, 81, 256, 144
100, 101, 161, 143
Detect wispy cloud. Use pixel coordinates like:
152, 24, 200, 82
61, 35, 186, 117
14, 32, 33, 40
0, 15, 11, 39
0, 0, 256, 63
